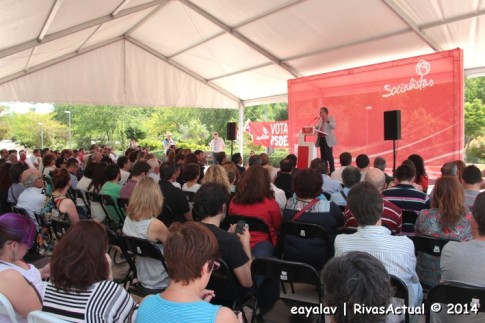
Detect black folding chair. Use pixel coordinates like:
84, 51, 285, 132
426, 282, 485, 323
105, 227, 132, 286
120, 235, 168, 297
117, 197, 129, 215
251, 257, 323, 323
277, 221, 329, 271
50, 218, 71, 240
12, 205, 30, 217
337, 226, 357, 235
390, 274, 410, 323
99, 194, 125, 228
206, 259, 255, 323
402, 209, 418, 233
408, 235, 458, 291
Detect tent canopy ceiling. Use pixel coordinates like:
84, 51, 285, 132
0, 0, 484, 109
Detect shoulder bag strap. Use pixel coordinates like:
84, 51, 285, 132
291, 198, 319, 222
340, 190, 347, 201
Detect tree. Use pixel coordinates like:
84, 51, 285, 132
465, 77, 485, 103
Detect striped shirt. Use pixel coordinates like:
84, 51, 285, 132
382, 183, 429, 212
344, 200, 402, 234
43, 280, 136, 322
335, 225, 422, 307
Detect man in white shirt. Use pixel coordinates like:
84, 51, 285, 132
331, 152, 352, 183
16, 169, 45, 228
334, 181, 422, 308
209, 132, 225, 164
147, 157, 161, 183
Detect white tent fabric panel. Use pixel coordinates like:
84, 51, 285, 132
0, 0, 484, 109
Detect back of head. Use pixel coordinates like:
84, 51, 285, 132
342, 166, 361, 188
21, 169, 41, 188
472, 192, 485, 236
462, 165, 482, 185
105, 164, 120, 181
147, 157, 159, 172
395, 163, 415, 182
193, 182, 230, 219
9, 162, 29, 183
215, 151, 226, 165
407, 154, 426, 178
279, 158, 293, 172
51, 168, 71, 189
347, 182, 383, 226
184, 163, 200, 181
160, 161, 177, 180
293, 168, 323, 199
248, 155, 262, 166
310, 158, 327, 175
322, 251, 391, 323
117, 156, 129, 169
285, 154, 297, 167
355, 154, 370, 169
231, 153, 242, 165
432, 176, 465, 227
440, 162, 457, 177
373, 157, 386, 171
132, 160, 150, 177
339, 152, 352, 167
222, 162, 239, 185
364, 168, 386, 191
51, 221, 109, 291
127, 177, 163, 220
66, 157, 79, 169
165, 222, 219, 285
260, 153, 270, 166
202, 165, 231, 190
0, 213, 36, 249
234, 165, 272, 204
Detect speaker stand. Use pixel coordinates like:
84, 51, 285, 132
230, 140, 233, 158
392, 139, 397, 176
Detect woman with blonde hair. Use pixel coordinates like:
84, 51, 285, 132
202, 165, 231, 192
122, 177, 169, 291
414, 176, 472, 287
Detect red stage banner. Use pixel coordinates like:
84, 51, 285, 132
288, 49, 464, 177
245, 121, 289, 148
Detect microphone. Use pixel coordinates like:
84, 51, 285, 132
313, 115, 320, 121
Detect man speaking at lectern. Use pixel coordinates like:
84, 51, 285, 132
315, 107, 337, 173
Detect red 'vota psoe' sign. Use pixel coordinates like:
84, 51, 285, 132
288, 49, 464, 176
245, 121, 289, 148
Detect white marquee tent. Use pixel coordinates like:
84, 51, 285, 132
1, 0, 484, 113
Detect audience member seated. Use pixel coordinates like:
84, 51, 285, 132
382, 163, 429, 212
427, 161, 458, 201
222, 163, 240, 193
274, 158, 293, 195
453, 159, 467, 183
202, 165, 231, 192
43, 221, 136, 321
228, 165, 282, 257
231, 153, 245, 175
330, 166, 361, 206
441, 192, 485, 286
248, 154, 262, 167
0, 213, 47, 322
462, 165, 482, 212
41, 153, 56, 176
16, 169, 46, 226
123, 177, 170, 291
147, 157, 161, 184
86, 163, 107, 222
373, 156, 393, 189
7, 162, 29, 205
65, 158, 79, 189
345, 168, 402, 234
135, 222, 239, 323
322, 251, 392, 323
117, 156, 131, 186
283, 168, 344, 269
100, 164, 123, 223
414, 176, 472, 287
182, 163, 201, 194
310, 158, 341, 194
335, 182, 422, 308
407, 154, 428, 193
260, 153, 278, 182
158, 161, 192, 227
197, 182, 252, 289
120, 160, 150, 200
355, 154, 370, 181
330, 152, 352, 183
55, 157, 66, 169
0, 154, 15, 212
194, 150, 206, 182
40, 168, 80, 224
215, 151, 227, 165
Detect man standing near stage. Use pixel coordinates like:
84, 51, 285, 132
209, 132, 225, 164
315, 107, 337, 173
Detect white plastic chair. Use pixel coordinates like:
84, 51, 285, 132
0, 292, 18, 323
27, 310, 70, 323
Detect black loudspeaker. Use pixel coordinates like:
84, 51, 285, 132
227, 122, 237, 140
384, 110, 401, 140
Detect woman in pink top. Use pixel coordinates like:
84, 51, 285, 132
228, 165, 281, 257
